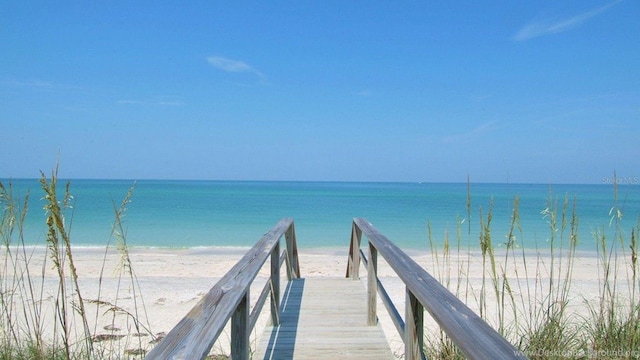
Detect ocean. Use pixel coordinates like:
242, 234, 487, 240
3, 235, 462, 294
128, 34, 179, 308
3, 179, 640, 251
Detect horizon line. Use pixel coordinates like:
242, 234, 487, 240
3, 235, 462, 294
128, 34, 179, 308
1, 176, 632, 186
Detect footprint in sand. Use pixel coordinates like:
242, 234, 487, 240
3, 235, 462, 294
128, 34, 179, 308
178, 292, 207, 304
155, 297, 167, 305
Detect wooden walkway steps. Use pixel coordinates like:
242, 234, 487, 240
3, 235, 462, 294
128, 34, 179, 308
145, 218, 524, 360
254, 277, 393, 360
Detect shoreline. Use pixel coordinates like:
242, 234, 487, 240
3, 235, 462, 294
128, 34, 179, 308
12, 243, 612, 259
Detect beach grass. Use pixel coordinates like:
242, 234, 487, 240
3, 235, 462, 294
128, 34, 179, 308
424, 175, 640, 359
0, 169, 155, 359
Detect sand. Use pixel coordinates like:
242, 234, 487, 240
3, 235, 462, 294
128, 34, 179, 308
3, 246, 635, 358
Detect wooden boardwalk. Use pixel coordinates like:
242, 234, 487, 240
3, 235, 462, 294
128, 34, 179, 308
254, 277, 393, 360
145, 218, 523, 360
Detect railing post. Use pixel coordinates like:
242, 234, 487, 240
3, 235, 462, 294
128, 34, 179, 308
367, 242, 378, 325
231, 289, 250, 360
347, 221, 362, 279
270, 241, 280, 326
285, 222, 300, 279
405, 288, 424, 360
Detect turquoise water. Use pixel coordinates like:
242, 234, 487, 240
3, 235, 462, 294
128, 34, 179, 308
3, 179, 640, 251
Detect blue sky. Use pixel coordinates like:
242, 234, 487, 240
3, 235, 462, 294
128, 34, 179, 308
1, 1, 638, 183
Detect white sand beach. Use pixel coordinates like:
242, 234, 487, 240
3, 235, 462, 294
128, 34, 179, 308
3, 246, 635, 358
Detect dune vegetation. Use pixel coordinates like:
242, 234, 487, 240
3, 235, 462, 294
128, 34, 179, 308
0, 168, 153, 359
424, 176, 640, 359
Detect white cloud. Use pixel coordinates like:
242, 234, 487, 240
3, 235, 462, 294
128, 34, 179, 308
3, 79, 82, 92
207, 56, 263, 77
156, 100, 184, 106
117, 96, 184, 106
513, 1, 620, 41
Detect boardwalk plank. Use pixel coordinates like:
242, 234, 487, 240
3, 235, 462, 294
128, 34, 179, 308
254, 277, 393, 360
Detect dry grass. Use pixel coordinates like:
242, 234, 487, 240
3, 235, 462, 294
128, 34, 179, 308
425, 174, 640, 359
0, 168, 154, 359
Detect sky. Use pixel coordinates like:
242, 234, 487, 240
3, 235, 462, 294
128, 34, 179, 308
1, 1, 638, 183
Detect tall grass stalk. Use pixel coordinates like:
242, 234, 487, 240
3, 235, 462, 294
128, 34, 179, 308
40, 168, 94, 359
2, 170, 155, 359
427, 221, 439, 280
91, 182, 155, 357
1, 181, 21, 352
520, 192, 582, 358
498, 195, 519, 339
588, 172, 640, 355
424, 185, 589, 358
1, 181, 41, 357
478, 198, 497, 321
463, 175, 472, 303
112, 183, 153, 350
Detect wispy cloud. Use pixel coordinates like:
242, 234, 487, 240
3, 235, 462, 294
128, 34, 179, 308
117, 96, 184, 106
116, 100, 146, 105
442, 120, 499, 144
512, 1, 620, 41
8, 79, 54, 89
2, 79, 82, 92
207, 55, 264, 77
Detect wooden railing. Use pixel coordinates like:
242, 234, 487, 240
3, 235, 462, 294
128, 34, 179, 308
347, 217, 525, 360
145, 218, 300, 360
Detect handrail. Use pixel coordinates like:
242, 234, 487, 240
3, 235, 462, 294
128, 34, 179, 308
145, 218, 300, 360
347, 218, 525, 360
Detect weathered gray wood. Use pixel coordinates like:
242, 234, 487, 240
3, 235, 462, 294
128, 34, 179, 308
352, 218, 525, 360
346, 222, 362, 279
254, 278, 393, 359
144, 218, 296, 360
379, 275, 405, 338
404, 288, 424, 360
231, 290, 249, 360
250, 283, 267, 331
285, 223, 301, 280
279, 249, 287, 267
270, 241, 280, 326
360, 249, 405, 339
367, 243, 378, 326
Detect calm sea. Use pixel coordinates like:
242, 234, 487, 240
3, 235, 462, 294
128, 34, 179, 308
2, 179, 640, 251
